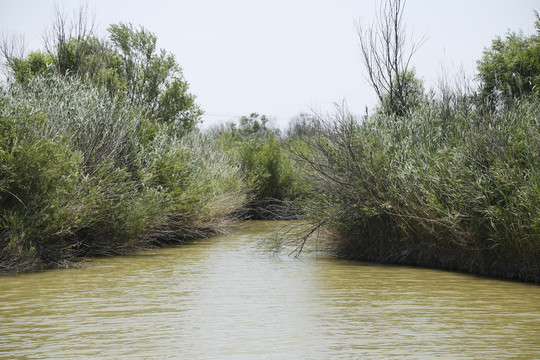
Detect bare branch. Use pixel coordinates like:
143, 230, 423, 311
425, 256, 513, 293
43, 2, 96, 77
355, 0, 425, 116
0, 31, 26, 81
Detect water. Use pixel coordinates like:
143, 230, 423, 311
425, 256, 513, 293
1, 221, 539, 359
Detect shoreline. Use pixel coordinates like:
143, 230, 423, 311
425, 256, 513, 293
335, 231, 540, 284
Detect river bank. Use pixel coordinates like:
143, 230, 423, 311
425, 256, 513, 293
0, 75, 250, 274
335, 229, 540, 283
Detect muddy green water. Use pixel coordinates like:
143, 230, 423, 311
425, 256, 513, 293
1, 221, 539, 359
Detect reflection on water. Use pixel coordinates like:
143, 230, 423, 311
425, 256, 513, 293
1, 221, 539, 359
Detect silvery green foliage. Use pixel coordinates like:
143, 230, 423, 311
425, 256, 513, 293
0, 74, 140, 168
0, 74, 247, 272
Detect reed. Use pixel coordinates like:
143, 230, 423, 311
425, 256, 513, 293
293, 97, 540, 282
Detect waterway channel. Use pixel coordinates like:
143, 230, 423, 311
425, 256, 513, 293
1, 221, 539, 359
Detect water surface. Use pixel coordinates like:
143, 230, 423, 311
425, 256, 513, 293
1, 221, 539, 359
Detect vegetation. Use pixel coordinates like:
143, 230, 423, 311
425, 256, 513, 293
4, 7, 202, 133
0, 74, 246, 272
288, 8, 540, 282
291, 98, 540, 281
212, 113, 308, 219
1, 2, 539, 283
0, 7, 301, 272
476, 11, 540, 110
0, 8, 247, 272
355, 0, 425, 116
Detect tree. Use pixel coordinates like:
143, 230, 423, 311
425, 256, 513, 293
2, 6, 202, 133
476, 11, 540, 110
107, 22, 203, 130
238, 112, 270, 135
356, 0, 425, 116
6, 50, 52, 84
2, 5, 120, 88
379, 69, 424, 115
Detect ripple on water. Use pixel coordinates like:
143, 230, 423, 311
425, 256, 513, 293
1, 221, 539, 359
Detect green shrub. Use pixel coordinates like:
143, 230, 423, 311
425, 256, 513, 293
0, 75, 247, 272
213, 116, 308, 219
294, 100, 540, 281
0, 106, 85, 269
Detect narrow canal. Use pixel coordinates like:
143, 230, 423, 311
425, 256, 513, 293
1, 221, 539, 359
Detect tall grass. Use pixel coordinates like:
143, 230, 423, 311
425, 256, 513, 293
292, 98, 540, 282
0, 74, 247, 272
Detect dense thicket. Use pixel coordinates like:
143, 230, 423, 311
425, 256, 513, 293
212, 113, 308, 220
0, 11, 304, 271
291, 98, 540, 282
290, 13, 540, 282
0, 9, 263, 272
0, 74, 247, 272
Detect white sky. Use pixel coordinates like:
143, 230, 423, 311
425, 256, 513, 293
1, 0, 538, 128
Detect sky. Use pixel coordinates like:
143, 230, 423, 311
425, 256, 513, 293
1, 0, 538, 128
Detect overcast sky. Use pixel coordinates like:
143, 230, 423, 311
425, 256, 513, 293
1, 0, 538, 128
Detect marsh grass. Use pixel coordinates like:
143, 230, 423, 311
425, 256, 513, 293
293, 98, 540, 282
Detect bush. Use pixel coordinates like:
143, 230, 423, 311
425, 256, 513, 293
0, 75, 247, 272
293, 100, 540, 282
213, 115, 307, 219
0, 104, 85, 269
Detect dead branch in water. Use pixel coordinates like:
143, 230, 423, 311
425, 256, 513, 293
269, 221, 326, 258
